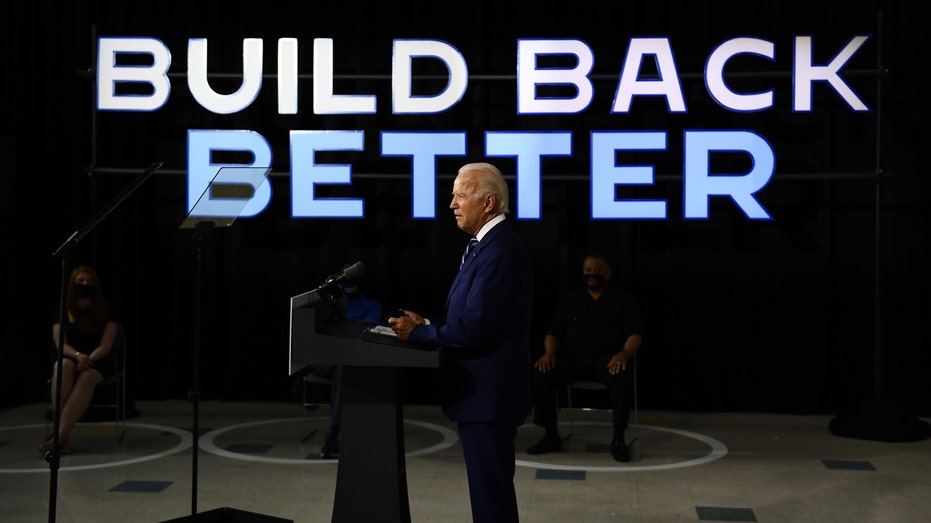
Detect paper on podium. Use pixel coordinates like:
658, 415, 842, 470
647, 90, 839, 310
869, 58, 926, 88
367, 324, 398, 337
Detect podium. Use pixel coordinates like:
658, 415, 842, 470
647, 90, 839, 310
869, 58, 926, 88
289, 294, 442, 523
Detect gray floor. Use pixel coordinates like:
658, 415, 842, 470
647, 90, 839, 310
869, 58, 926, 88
2, 400, 930, 523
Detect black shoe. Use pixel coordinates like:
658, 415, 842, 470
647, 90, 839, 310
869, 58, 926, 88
526, 434, 562, 455
320, 428, 339, 459
611, 440, 630, 462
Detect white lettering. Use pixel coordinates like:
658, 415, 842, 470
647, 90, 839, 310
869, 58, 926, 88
278, 38, 299, 114
188, 38, 264, 114
313, 38, 377, 114
517, 39, 594, 114
97, 37, 172, 111
613, 37, 687, 113
794, 35, 870, 112
392, 40, 468, 114
706, 37, 775, 112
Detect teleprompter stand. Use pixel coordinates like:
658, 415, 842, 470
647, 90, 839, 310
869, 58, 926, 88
161, 167, 290, 523
46, 162, 163, 523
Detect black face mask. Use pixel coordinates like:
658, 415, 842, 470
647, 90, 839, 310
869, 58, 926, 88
73, 283, 94, 300
583, 273, 606, 291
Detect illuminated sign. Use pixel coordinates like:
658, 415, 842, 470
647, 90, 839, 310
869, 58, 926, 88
97, 36, 872, 221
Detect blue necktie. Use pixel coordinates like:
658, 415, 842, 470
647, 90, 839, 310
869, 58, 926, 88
460, 237, 479, 270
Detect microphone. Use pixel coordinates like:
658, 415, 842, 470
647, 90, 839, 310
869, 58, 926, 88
307, 262, 367, 324
322, 261, 366, 289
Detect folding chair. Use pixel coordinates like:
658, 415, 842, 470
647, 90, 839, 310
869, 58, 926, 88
562, 356, 639, 455
94, 322, 128, 442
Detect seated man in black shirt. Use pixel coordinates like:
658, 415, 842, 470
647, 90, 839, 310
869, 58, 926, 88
527, 252, 643, 462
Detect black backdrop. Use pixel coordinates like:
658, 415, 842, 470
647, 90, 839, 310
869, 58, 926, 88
4, 2, 929, 417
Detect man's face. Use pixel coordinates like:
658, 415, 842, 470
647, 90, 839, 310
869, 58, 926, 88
582, 257, 612, 285
450, 171, 489, 236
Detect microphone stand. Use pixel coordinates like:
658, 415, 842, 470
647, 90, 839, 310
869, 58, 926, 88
44, 161, 161, 523
45, 234, 77, 523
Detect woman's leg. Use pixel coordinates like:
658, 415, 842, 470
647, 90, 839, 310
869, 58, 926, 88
49, 358, 77, 412
41, 360, 83, 454
57, 369, 104, 444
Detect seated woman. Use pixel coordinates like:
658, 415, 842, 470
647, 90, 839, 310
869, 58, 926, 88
40, 265, 119, 455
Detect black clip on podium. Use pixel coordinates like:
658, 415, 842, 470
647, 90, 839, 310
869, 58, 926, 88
162, 166, 290, 523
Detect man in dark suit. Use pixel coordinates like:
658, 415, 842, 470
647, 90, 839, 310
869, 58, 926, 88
389, 162, 532, 523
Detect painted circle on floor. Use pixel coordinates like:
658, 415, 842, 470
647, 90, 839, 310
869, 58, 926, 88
0, 422, 194, 474
199, 417, 459, 464
517, 422, 728, 471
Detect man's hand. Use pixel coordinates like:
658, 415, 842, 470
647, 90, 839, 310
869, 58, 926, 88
388, 309, 424, 340
533, 353, 556, 373
607, 352, 629, 375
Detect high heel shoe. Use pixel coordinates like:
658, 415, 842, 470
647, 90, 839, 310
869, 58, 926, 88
37, 439, 53, 456
37, 439, 72, 456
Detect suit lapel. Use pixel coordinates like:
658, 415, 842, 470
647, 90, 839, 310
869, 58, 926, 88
445, 223, 506, 309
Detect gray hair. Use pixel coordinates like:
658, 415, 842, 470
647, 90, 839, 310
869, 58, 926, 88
458, 162, 510, 214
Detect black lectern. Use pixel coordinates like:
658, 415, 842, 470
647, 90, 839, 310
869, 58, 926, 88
289, 294, 441, 523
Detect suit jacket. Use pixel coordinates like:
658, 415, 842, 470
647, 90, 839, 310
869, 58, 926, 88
409, 219, 533, 424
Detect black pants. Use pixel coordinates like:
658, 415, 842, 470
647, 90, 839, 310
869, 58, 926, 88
458, 420, 521, 523
531, 352, 635, 438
